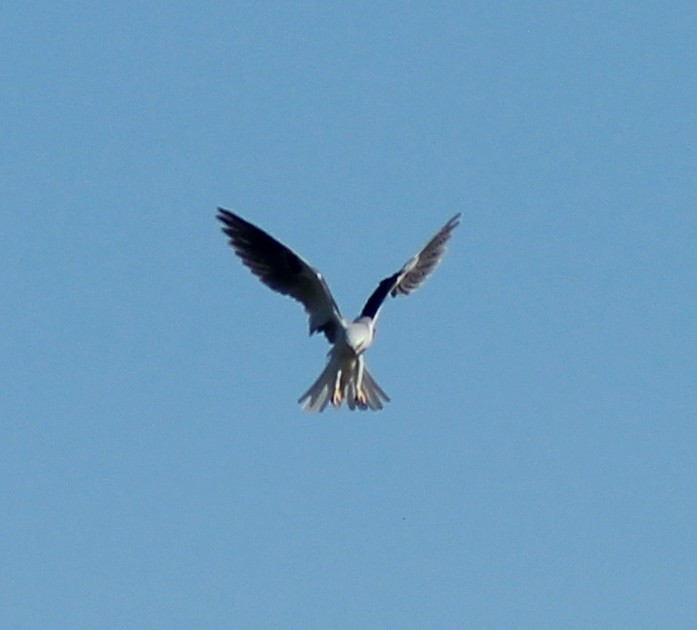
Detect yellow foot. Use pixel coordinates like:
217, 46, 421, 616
356, 389, 367, 406
332, 387, 343, 407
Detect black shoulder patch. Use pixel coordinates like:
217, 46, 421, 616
360, 271, 400, 319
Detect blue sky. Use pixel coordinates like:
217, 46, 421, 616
2, 2, 696, 628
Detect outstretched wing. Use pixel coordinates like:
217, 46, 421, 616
217, 208, 344, 342
360, 213, 461, 321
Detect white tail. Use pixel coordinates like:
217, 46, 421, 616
298, 350, 390, 412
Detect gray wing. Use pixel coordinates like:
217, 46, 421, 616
360, 213, 461, 320
217, 208, 343, 342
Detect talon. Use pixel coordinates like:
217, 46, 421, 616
332, 387, 343, 407
356, 389, 367, 406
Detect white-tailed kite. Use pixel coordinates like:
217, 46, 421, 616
217, 209, 460, 411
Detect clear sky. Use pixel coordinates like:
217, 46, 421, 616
2, 2, 696, 628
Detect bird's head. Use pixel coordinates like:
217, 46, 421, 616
345, 317, 374, 354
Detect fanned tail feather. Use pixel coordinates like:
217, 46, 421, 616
297, 354, 337, 412
298, 354, 390, 413
360, 367, 390, 410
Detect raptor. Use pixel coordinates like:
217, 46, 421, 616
217, 209, 460, 411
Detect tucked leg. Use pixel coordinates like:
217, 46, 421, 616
332, 368, 343, 407
354, 356, 367, 406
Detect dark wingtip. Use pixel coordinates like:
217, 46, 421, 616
446, 212, 462, 230
216, 207, 236, 224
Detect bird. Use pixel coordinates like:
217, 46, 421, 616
217, 208, 461, 412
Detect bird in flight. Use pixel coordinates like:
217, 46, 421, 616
217, 209, 460, 412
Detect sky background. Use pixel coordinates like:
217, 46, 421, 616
2, 2, 696, 628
